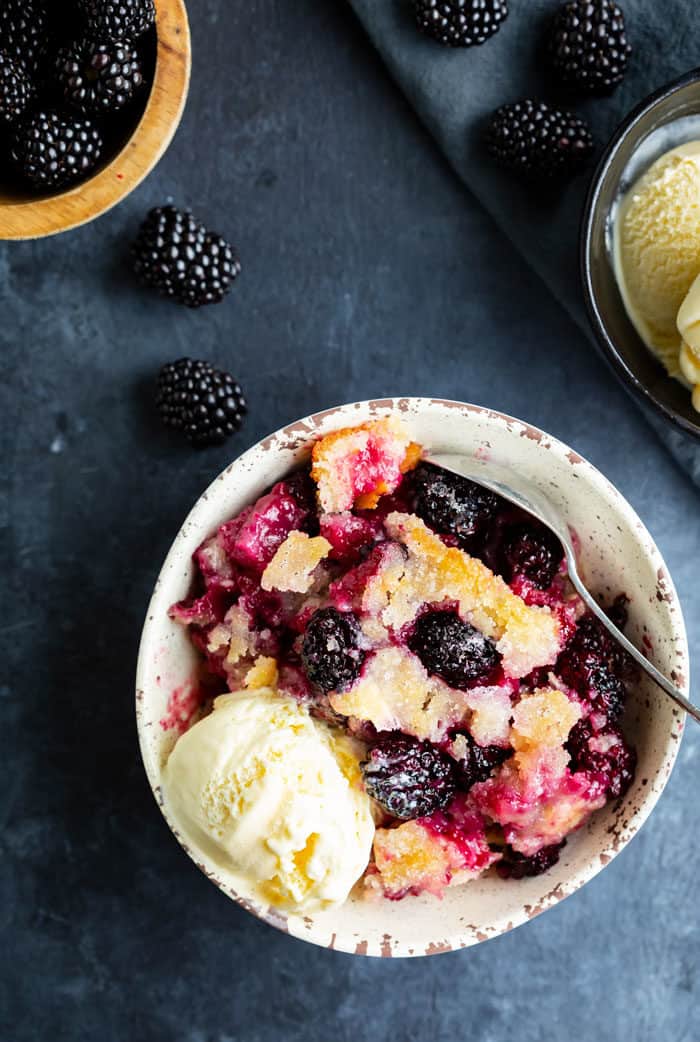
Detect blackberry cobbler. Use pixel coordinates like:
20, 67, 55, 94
165, 418, 637, 907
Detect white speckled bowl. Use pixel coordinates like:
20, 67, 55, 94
136, 399, 688, 957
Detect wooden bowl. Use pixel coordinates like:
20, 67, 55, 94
0, 0, 191, 241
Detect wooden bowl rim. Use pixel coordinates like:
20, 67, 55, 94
0, 0, 191, 241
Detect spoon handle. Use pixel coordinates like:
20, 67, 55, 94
566, 554, 699, 724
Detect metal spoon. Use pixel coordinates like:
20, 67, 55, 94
426, 453, 698, 724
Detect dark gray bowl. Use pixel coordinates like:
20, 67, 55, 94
581, 69, 700, 440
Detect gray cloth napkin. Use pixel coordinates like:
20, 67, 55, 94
347, 0, 700, 485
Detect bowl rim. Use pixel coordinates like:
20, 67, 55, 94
136, 398, 689, 956
0, 0, 191, 241
580, 66, 700, 441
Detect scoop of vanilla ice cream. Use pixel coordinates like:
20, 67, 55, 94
615, 142, 700, 375
164, 689, 374, 913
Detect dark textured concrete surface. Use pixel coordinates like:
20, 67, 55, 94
2, 3, 699, 1040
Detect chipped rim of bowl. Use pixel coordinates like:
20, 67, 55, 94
136, 398, 689, 956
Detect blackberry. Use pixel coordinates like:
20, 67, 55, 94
558, 614, 620, 680
412, 461, 500, 543
80, 0, 156, 41
0, 50, 31, 126
408, 610, 501, 689
586, 666, 626, 722
451, 730, 512, 790
566, 719, 636, 799
497, 841, 565, 879
301, 608, 365, 693
283, 469, 318, 518
0, 0, 48, 74
607, 593, 629, 630
501, 521, 563, 589
556, 613, 630, 722
362, 734, 457, 820
156, 358, 247, 448
11, 110, 103, 190
56, 38, 144, 114
131, 206, 241, 308
414, 0, 508, 47
547, 0, 631, 95
486, 99, 594, 181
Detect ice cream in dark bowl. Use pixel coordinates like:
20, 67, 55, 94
583, 70, 700, 438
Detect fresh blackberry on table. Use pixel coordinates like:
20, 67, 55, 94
55, 38, 144, 114
497, 841, 565, 879
131, 206, 241, 308
80, 0, 156, 42
409, 610, 501, 689
362, 734, 457, 820
0, 50, 32, 126
11, 110, 103, 190
566, 719, 636, 799
412, 461, 500, 543
414, 0, 508, 47
0, 0, 48, 74
156, 358, 247, 448
501, 521, 563, 590
486, 99, 594, 181
547, 0, 631, 95
301, 608, 366, 693
450, 730, 512, 791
